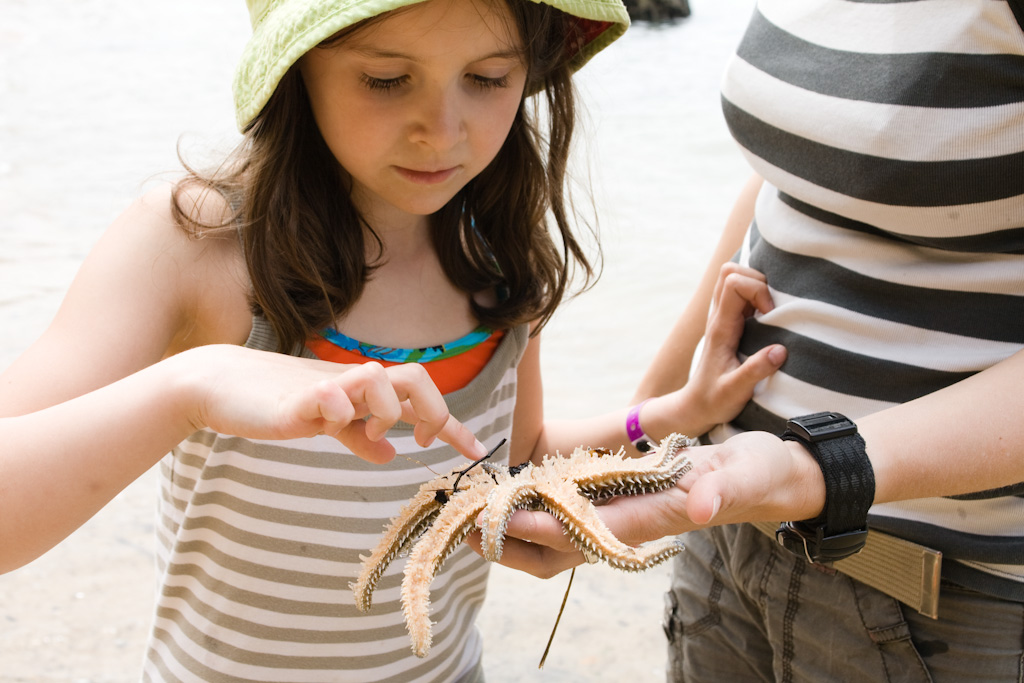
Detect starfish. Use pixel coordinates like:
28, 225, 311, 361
351, 433, 697, 658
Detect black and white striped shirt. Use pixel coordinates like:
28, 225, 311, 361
715, 0, 1024, 598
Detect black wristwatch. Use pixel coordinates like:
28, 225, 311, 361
775, 412, 875, 564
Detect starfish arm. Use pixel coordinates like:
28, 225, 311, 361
575, 459, 693, 498
535, 480, 684, 571
645, 433, 699, 469
400, 485, 491, 658
351, 505, 440, 612
573, 434, 695, 498
350, 472, 459, 612
479, 474, 537, 562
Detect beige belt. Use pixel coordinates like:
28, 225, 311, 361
750, 521, 942, 619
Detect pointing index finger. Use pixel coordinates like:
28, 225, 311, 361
432, 414, 487, 460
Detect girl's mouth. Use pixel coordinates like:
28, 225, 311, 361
395, 166, 459, 185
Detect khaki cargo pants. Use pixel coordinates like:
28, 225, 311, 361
664, 523, 1024, 682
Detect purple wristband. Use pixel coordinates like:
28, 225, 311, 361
626, 399, 654, 450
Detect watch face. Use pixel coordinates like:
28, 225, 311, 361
787, 412, 857, 441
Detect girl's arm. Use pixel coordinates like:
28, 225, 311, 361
633, 173, 764, 400
509, 174, 781, 465
0, 186, 482, 573
0, 346, 479, 573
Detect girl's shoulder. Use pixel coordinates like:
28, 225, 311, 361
1, 181, 253, 414
157, 180, 254, 351
94, 180, 252, 353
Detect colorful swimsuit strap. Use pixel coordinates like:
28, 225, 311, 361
318, 325, 496, 363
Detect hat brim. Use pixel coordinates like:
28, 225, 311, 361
233, 0, 629, 131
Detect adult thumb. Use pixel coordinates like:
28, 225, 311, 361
686, 472, 730, 525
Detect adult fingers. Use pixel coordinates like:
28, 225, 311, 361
684, 470, 731, 526
684, 464, 775, 526
681, 433, 818, 526
597, 485, 695, 544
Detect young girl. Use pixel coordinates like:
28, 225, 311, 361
0, 0, 784, 680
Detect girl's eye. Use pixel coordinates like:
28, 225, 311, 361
469, 74, 510, 90
360, 74, 408, 92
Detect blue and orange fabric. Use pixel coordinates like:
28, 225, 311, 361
306, 326, 505, 394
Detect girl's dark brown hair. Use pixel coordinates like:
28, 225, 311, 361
172, 0, 599, 354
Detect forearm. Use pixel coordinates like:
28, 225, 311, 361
0, 353, 199, 573
531, 389, 715, 464
861, 348, 1024, 504
635, 173, 763, 401
632, 305, 706, 402
534, 412, 631, 459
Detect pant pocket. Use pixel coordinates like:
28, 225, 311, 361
662, 529, 775, 682
663, 587, 685, 680
850, 577, 933, 683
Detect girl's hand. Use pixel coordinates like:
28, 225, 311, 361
185, 345, 485, 463
477, 432, 823, 578
645, 263, 785, 437
0, 343, 487, 572
687, 262, 785, 427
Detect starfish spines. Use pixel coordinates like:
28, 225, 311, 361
353, 433, 697, 657
480, 479, 536, 561
398, 483, 491, 655
350, 495, 445, 612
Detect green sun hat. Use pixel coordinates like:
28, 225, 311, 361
233, 0, 630, 131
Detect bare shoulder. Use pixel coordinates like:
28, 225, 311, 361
0, 181, 252, 413
152, 180, 253, 352
109, 181, 252, 349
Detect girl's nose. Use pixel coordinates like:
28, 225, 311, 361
409, 87, 467, 151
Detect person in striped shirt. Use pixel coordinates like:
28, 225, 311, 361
495, 1, 1024, 680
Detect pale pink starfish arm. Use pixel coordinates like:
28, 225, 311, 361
534, 478, 684, 571
570, 438, 696, 498
400, 484, 491, 657
479, 471, 538, 561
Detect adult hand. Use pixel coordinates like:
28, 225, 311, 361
476, 432, 823, 578
187, 344, 485, 464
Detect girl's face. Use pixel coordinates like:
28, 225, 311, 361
300, 0, 528, 228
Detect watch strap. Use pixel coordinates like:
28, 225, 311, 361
782, 418, 875, 535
